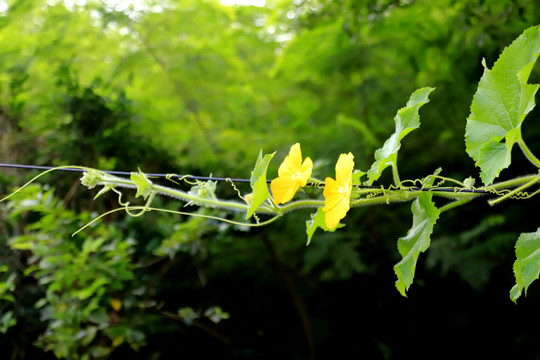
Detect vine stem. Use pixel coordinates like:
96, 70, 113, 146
438, 198, 472, 213
93, 173, 495, 215
72, 206, 283, 236
488, 174, 540, 206
76, 167, 540, 227
392, 162, 401, 187
96, 175, 255, 213
489, 174, 539, 191
518, 135, 540, 168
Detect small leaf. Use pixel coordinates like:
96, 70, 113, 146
89, 346, 111, 358
465, 25, 540, 185
463, 176, 476, 188
80, 169, 104, 189
510, 284, 522, 303
510, 228, 540, 303
186, 179, 217, 206
8, 237, 34, 250
81, 237, 106, 254
130, 168, 153, 199
79, 326, 98, 347
178, 307, 198, 326
394, 191, 440, 297
112, 335, 124, 347
0, 311, 16, 333
81, 171, 118, 198
305, 207, 344, 245
352, 169, 366, 186
94, 184, 115, 199
75, 277, 108, 300
87, 307, 109, 325
246, 151, 275, 219
367, 87, 435, 184
351, 170, 366, 199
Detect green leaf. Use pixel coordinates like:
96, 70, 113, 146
81, 171, 117, 198
89, 346, 111, 358
367, 87, 435, 185
510, 228, 540, 303
80, 326, 98, 347
93, 184, 115, 200
75, 277, 108, 300
8, 236, 34, 250
465, 25, 540, 185
87, 308, 109, 325
352, 170, 366, 185
246, 151, 275, 219
0, 311, 16, 333
130, 168, 153, 199
186, 179, 217, 206
80, 170, 101, 189
394, 191, 440, 297
305, 207, 344, 245
81, 237, 106, 255
178, 307, 198, 326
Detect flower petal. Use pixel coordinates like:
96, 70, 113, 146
322, 177, 350, 229
271, 144, 313, 204
299, 157, 313, 186
335, 152, 354, 185
271, 176, 297, 204
278, 143, 302, 177
322, 153, 354, 229
322, 178, 343, 211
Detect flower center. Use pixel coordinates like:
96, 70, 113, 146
292, 172, 303, 182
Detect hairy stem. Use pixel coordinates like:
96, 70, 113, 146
87, 168, 540, 221
97, 175, 254, 213
488, 174, 540, 206
392, 162, 401, 187
518, 135, 540, 168
438, 198, 472, 213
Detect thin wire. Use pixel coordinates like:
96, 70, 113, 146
0, 163, 488, 193
0, 163, 253, 183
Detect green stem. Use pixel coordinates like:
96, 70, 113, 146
307, 178, 325, 187
488, 174, 540, 206
518, 135, 540, 168
89, 169, 540, 219
279, 200, 324, 213
351, 191, 419, 207
428, 189, 485, 200
488, 174, 538, 191
95, 174, 323, 215
97, 176, 256, 213
438, 198, 472, 213
392, 163, 401, 187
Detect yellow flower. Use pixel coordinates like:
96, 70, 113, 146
271, 143, 313, 204
322, 152, 354, 229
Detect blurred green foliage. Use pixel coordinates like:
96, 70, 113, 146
1, 0, 540, 358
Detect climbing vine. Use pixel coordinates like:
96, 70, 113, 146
3, 25, 540, 302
